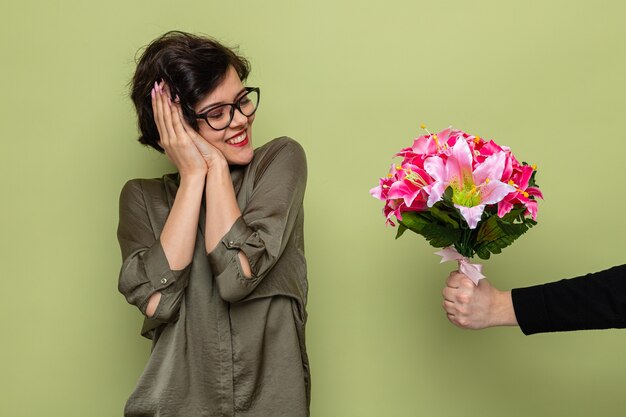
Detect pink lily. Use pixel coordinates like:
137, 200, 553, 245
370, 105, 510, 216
370, 165, 399, 225
396, 128, 466, 168
423, 139, 516, 228
498, 164, 544, 220
370, 163, 432, 225
387, 163, 431, 212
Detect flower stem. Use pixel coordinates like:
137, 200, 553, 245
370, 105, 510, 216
456, 228, 474, 258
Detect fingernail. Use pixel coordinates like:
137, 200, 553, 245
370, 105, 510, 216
151, 88, 155, 99
154, 81, 159, 92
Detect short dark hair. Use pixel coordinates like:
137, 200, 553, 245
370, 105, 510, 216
130, 31, 250, 152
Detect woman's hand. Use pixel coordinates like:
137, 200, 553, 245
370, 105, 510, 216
442, 272, 518, 329
152, 81, 225, 176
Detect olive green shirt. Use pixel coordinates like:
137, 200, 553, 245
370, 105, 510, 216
117, 137, 310, 417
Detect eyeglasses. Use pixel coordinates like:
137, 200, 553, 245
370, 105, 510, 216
194, 87, 260, 131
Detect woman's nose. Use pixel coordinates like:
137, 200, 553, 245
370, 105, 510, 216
230, 107, 248, 128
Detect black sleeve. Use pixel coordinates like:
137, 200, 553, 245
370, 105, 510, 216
511, 264, 626, 335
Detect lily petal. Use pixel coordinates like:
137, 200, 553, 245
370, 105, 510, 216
455, 204, 486, 229
516, 165, 534, 190
473, 151, 507, 185
424, 182, 447, 207
480, 180, 516, 205
388, 181, 421, 207
369, 185, 384, 200
497, 199, 515, 218
423, 156, 446, 182
412, 136, 438, 154
446, 139, 474, 186
480, 140, 504, 157
525, 199, 539, 220
526, 187, 543, 199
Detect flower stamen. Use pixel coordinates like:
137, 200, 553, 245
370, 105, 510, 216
405, 169, 429, 188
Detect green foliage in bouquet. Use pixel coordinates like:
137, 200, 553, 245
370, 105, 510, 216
396, 187, 537, 260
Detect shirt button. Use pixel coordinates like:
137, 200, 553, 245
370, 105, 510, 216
228, 241, 235, 247
160, 278, 168, 285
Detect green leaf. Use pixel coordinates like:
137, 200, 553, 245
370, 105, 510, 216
475, 246, 492, 260
430, 204, 460, 229
475, 215, 503, 244
398, 211, 462, 248
442, 186, 454, 204
395, 223, 407, 239
474, 214, 535, 258
501, 207, 526, 223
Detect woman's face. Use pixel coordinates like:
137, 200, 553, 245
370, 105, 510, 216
193, 66, 255, 165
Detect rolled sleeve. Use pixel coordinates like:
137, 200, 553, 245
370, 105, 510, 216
207, 216, 270, 302
207, 137, 307, 303
142, 239, 187, 290
117, 180, 190, 323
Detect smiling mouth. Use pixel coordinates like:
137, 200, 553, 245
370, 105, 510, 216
226, 131, 249, 147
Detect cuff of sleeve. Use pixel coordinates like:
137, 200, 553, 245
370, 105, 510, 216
511, 285, 550, 335
207, 216, 256, 275
143, 239, 188, 290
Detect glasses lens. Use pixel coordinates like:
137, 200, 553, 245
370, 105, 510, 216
238, 89, 259, 116
205, 105, 232, 130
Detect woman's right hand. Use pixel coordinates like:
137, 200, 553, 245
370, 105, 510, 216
152, 81, 207, 178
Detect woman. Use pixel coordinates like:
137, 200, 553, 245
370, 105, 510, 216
117, 31, 310, 417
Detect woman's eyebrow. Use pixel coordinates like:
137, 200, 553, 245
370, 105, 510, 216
198, 88, 246, 113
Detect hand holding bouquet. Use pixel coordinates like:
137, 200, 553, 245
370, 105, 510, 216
370, 126, 543, 283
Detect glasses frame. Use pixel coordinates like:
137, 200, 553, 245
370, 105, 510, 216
194, 87, 261, 131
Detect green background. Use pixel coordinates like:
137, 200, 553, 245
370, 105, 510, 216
2, 1, 625, 416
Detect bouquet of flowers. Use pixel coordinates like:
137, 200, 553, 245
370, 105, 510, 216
370, 126, 543, 284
